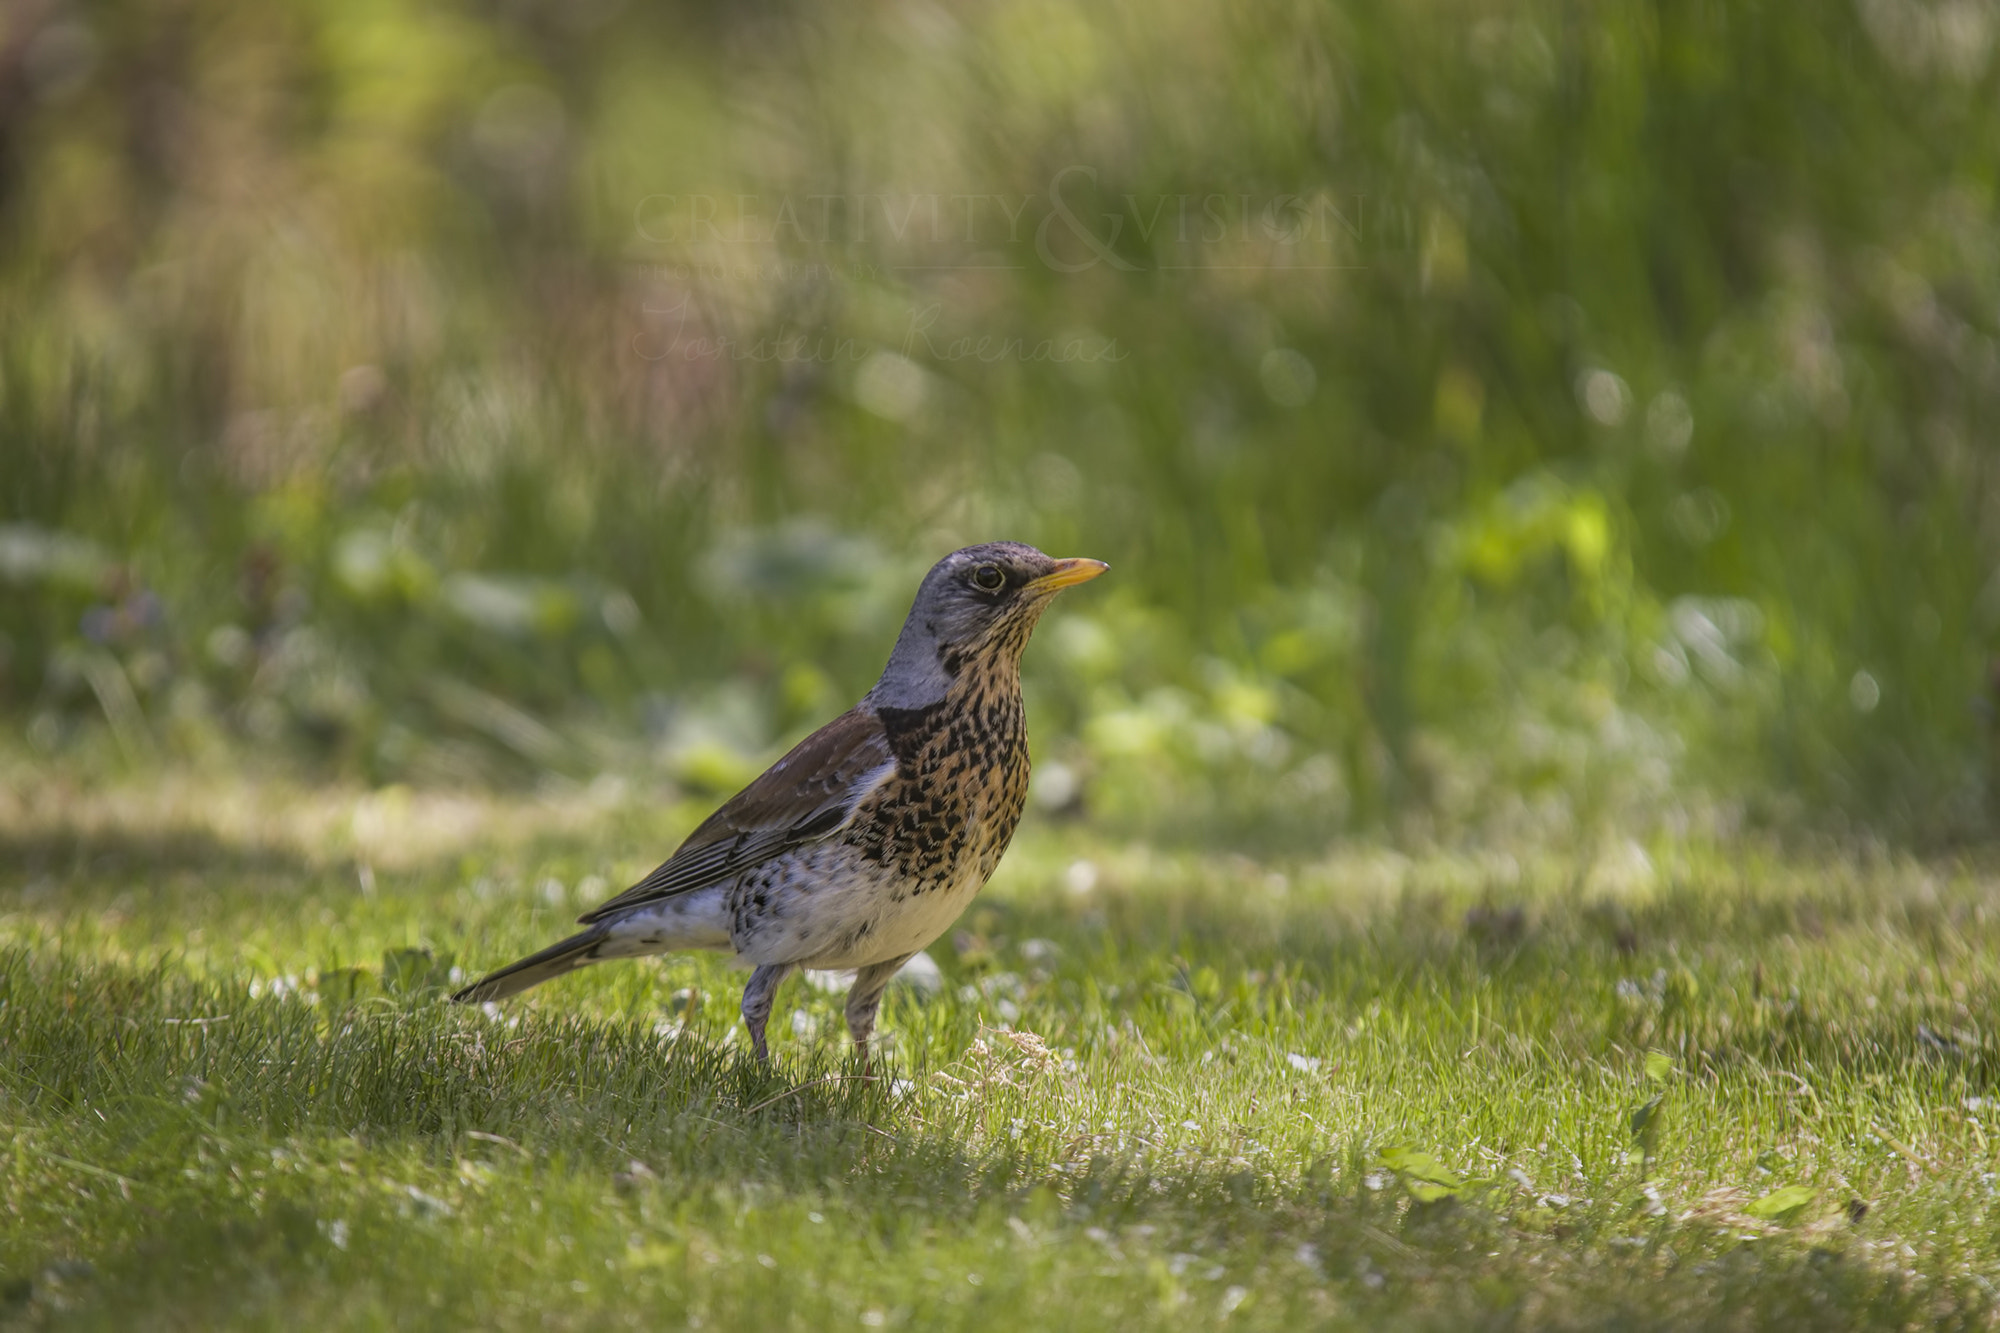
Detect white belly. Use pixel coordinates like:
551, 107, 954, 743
731, 841, 987, 970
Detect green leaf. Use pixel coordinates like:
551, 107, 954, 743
382, 948, 450, 997
1380, 1146, 1462, 1203
1629, 1094, 1663, 1141
1400, 1177, 1458, 1204
1745, 1185, 1816, 1223
1644, 1051, 1675, 1085
314, 966, 375, 1005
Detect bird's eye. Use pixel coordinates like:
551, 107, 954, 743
970, 563, 1006, 592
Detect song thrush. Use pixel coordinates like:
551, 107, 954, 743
452, 541, 1107, 1064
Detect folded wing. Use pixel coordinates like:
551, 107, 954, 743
577, 705, 896, 924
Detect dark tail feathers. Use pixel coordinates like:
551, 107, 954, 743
451, 926, 609, 1004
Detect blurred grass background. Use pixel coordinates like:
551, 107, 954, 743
2, 0, 1996, 845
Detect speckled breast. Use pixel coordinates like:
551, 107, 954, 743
849, 670, 1030, 901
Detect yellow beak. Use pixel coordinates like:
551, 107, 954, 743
1025, 557, 1110, 594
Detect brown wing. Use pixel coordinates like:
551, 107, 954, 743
577, 705, 896, 923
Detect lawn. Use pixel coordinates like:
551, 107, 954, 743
3, 760, 1997, 1330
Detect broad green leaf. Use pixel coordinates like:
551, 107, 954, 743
315, 966, 375, 1004
1644, 1051, 1675, 1085
1745, 1186, 1816, 1223
382, 947, 450, 997
1381, 1146, 1462, 1202
1629, 1094, 1663, 1140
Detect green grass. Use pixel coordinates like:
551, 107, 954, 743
4, 764, 1999, 1329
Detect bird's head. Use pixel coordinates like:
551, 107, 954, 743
871, 541, 1108, 708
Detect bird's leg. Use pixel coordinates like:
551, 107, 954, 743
845, 954, 913, 1078
741, 963, 795, 1063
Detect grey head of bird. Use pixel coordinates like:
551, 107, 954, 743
869, 541, 1108, 710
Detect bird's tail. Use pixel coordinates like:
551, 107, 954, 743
451, 925, 611, 1004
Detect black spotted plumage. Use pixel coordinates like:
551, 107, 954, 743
453, 541, 1107, 1067
848, 663, 1028, 898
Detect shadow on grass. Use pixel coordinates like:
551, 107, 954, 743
955, 874, 2000, 1092
1029, 862, 1995, 978
22, 1183, 1982, 1333
9, 1124, 1985, 1331
0, 946, 889, 1160
0, 825, 322, 896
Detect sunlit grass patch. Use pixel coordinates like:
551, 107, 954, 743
3, 776, 1998, 1328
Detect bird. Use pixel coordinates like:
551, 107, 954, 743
452, 541, 1107, 1066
